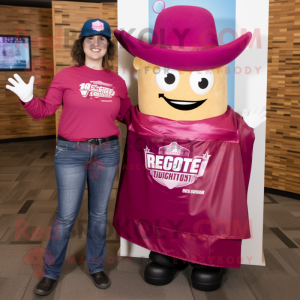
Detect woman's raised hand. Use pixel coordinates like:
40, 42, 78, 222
6, 74, 34, 103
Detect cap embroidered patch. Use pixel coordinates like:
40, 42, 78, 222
92, 20, 104, 31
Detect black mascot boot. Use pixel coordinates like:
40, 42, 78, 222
144, 251, 189, 286
191, 263, 223, 291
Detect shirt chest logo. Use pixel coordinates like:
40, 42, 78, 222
144, 142, 211, 189
79, 81, 115, 99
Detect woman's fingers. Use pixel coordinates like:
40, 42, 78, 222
7, 77, 19, 87
6, 74, 33, 102
29, 76, 35, 86
13, 73, 24, 84
5, 84, 15, 92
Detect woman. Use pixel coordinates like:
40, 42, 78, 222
6, 18, 131, 295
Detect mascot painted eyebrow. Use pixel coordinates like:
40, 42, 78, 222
113, 5, 266, 291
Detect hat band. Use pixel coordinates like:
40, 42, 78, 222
150, 44, 218, 51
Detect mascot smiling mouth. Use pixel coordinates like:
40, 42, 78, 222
159, 94, 207, 111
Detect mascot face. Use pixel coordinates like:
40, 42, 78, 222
133, 57, 228, 121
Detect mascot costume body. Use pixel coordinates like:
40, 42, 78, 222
113, 6, 266, 291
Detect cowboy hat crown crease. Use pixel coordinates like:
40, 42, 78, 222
114, 5, 252, 70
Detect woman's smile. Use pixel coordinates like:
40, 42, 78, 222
91, 48, 101, 52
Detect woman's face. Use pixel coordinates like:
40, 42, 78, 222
83, 34, 108, 61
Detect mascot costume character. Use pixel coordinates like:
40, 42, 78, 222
113, 6, 266, 291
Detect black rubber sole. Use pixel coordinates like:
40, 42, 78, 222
144, 268, 178, 286
34, 280, 58, 296
191, 278, 222, 291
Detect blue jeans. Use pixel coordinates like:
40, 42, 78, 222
43, 138, 120, 280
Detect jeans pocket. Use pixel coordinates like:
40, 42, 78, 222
110, 140, 120, 152
54, 146, 66, 157
56, 145, 66, 151
55, 140, 76, 156
111, 144, 120, 152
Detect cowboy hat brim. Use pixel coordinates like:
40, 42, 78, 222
114, 29, 252, 70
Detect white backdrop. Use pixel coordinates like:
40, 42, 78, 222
117, 0, 269, 266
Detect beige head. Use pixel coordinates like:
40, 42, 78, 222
133, 57, 228, 121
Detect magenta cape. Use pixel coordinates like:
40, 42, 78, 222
113, 105, 255, 268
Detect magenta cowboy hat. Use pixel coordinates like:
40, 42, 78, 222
114, 5, 252, 70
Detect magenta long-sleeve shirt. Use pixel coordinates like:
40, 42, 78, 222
19, 65, 132, 141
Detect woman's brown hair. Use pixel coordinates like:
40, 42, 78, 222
71, 35, 116, 72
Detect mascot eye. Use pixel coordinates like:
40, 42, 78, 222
190, 70, 214, 95
155, 68, 179, 92
165, 73, 175, 84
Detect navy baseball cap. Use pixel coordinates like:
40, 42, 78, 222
80, 18, 111, 39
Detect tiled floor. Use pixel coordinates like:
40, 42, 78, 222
0, 139, 300, 300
